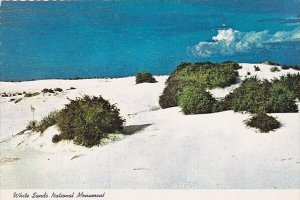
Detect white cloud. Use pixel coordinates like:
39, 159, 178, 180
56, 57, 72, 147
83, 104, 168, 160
190, 28, 300, 57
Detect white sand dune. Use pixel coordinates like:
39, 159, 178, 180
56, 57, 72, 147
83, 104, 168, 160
0, 63, 299, 189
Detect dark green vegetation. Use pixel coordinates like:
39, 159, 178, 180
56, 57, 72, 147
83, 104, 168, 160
22, 95, 125, 147
26, 120, 38, 131
159, 61, 240, 109
270, 66, 280, 72
179, 86, 216, 114
56, 95, 125, 147
245, 112, 281, 133
42, 88, 55, 93
254, 65, 260, 71
37, 111, 58, 133
24, 111, 58, 133
160, 61, 300, 132
24, 92, 40, 98
135, 71, 157, 84
52, 134, 62, 143
230, 77, 298, 113
273, 73, 300, 99
42, 88, 63, 93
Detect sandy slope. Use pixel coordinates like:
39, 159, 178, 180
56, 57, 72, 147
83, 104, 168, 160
0, 63, 299, 189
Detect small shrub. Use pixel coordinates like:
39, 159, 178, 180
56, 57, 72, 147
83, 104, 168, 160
41, 88, 55, 93
245, 112, 281, 133
37, 111, 59, 133
26, 120, 38, 131
1, 92, 8, 97
135, 72, 157, 84
247, 71, 251, 75
56, 95, 125, 147
52, 134, 62, 143
68, 87, 76, 90
54, 88, 63, 92
254, 65, 260, 71
179, 86, 216, 114
24, 92, 40, 97
270, 66, 280, 72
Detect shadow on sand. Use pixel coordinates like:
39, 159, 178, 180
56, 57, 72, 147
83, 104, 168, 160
122, 124, 152, 135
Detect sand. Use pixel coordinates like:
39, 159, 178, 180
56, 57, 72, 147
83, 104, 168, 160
0, 63, 299, 189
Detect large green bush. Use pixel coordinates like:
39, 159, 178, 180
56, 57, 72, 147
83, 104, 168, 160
230, 76, 298, 113
179, 86, 216, 114
230, 77, 271, 113
266, 83, 298, 113
274, 73, 300, 99
56, 95, 125, 147
135, 71, 157, 84
159, 61, 239, 109
245, 112, 281, 133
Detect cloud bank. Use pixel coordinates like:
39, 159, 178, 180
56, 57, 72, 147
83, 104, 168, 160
190, 28, 300, 57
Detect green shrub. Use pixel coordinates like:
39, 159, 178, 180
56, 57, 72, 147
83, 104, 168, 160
56, 95, 125, 147
245, 112, 281, 133
37, 111, 59, 133
175, 62, 238, 89
26, 120, 38, 131
254, 65, 260, 71
24, 92, 40, 97
270, 66, 280, 72
213, 92, 234, 112
159, 61, 239, 108
231, 77, 271, 113
135, 72, 157, 84
179, 86, 216, 114
159, 79, 191, 109
54, 88, 63, 92
52, 134, 62, 143
266, 83, 298, 113
42, 88, 55, 93
274, 73, 300, 99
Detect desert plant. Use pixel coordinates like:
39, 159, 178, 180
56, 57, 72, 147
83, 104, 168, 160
56, 95, 125, 147
25, 92, 40, 98
37, 111, 59, 133
135, 71, 157, 84
231, 77, 271, 113
247, 72, 251, 75
159, 61, 239, 109
266, 83, 298, 113
245, 112, 281, 133
212, 92, 234, 112
273, 73, 300, 99
254, 65, 260, 71
41, 88, 55, 93
179, 86, 216, 114
54, 88, 63, 92
26, 120, 38, 131
270, 66, 280, 72
52, 134, 62, 143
